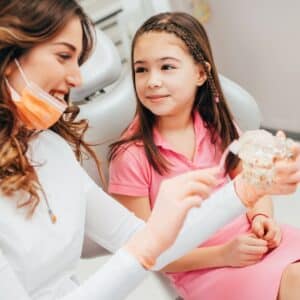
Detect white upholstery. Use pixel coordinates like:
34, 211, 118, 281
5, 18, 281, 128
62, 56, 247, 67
70, 29, 122, 102
219, 74, 261, 131
72, 28, 261, 299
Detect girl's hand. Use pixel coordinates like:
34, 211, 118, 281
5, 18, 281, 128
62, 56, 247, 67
221, 233, 268, 267
251, 215, 282, 249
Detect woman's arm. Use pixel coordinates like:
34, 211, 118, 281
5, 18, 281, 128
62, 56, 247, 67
229, 161, 273, 221
0, 247, 147, 300
113, 193, 228, 272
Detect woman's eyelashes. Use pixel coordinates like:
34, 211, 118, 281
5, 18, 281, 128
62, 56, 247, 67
56, 52, 72, 63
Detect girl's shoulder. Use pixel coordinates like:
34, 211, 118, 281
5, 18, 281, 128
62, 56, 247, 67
113, 140, 146, 163
110, 139, 154, 178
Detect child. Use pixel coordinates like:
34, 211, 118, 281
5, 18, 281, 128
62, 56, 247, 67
108, 12, 300, 300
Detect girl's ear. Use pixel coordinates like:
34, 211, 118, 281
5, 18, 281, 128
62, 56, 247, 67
196, 61, 211, 86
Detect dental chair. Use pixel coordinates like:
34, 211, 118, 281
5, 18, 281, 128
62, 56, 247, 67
70, 28, 261, 300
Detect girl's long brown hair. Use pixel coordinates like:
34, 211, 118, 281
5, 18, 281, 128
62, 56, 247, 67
0, 0, 104, 216
109, 12, 239, 175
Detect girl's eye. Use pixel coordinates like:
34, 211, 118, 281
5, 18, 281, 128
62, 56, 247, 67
161, 64, 176, 70
134, 67, 147, 73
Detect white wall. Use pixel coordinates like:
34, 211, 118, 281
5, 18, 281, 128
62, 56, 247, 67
200, 1, 300, 133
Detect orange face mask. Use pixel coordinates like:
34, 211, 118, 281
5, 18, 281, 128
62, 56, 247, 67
6, 59, 67, 130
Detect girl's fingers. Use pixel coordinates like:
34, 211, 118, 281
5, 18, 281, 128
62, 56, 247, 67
246, 235, 268, 246
243, 245, 268, 255
252, 223, 265, 238
264, 228, 276, 241
243, 256, 263, 265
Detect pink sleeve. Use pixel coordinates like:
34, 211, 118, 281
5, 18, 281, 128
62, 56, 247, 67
108, 144, 150, 197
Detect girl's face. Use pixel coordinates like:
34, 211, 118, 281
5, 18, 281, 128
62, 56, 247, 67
6, 17, 83, 103
133, 31, 207, 118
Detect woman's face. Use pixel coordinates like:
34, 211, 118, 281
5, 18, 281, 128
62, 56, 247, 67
6, 16, 83, 103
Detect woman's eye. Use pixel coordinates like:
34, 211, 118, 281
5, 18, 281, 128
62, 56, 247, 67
162, 64, 176, 70
57, 53, 71, 62
135, 67, 147, 73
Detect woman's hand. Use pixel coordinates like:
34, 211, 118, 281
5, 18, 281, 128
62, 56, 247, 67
221, 233, 268, 267
251, 215, 282, 249
124, 168, 218, 267
235, 142, 300, 207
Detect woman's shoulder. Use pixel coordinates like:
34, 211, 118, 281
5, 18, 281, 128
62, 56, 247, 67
28, 130, 77, 164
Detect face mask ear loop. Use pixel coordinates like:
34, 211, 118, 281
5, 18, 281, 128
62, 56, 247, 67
39, 184, 57, 224
14, 59, 30, 86
4, 77, 11, 89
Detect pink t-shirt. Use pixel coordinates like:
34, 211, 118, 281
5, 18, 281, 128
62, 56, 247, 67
109, 112, 227, 208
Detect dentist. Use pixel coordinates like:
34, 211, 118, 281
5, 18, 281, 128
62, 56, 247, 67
0, 1, 299, 299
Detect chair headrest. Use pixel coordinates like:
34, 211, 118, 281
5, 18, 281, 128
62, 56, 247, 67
70, 28, 122, 102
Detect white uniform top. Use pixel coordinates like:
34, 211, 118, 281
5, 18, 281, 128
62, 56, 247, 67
0, 130, 244, 299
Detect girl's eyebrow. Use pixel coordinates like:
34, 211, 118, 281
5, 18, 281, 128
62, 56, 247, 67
134, 57, 180, 64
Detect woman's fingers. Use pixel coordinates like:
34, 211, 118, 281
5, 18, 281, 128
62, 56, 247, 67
183, 181, 212, 199
185, 167, 219, 186
181, 195, 203, 211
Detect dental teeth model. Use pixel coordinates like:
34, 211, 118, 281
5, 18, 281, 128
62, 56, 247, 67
227, 130, 294, 187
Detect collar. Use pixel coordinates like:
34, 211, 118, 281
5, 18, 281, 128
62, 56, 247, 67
153, 110, 208, 151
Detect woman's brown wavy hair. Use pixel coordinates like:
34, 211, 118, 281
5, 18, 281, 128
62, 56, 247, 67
109, 12, 240, 175
0, 0, 105, 216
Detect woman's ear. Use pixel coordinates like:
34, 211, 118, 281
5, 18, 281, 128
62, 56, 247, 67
196, 61, 211, 86
4, 61, 15, 77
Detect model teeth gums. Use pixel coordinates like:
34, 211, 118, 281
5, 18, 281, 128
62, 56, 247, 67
232, 130, 294, 186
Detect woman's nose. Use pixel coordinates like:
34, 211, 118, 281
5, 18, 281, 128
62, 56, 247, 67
66, 65, 82, 88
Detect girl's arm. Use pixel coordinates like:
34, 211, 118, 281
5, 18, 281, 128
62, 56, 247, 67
246, 196, 273, 221
112, 194, 152, 221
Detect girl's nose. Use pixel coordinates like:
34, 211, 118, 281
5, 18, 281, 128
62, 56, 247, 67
147, 71, 162, 88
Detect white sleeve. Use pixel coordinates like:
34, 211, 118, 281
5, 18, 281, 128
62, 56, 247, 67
0, 251, 30, 300
83, 171, 245, 271
0, 175, 244, 300
84, 175, 145, 253
153, 180, 245, 269
0, 247, 147, 300
63, 248, 147, 300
